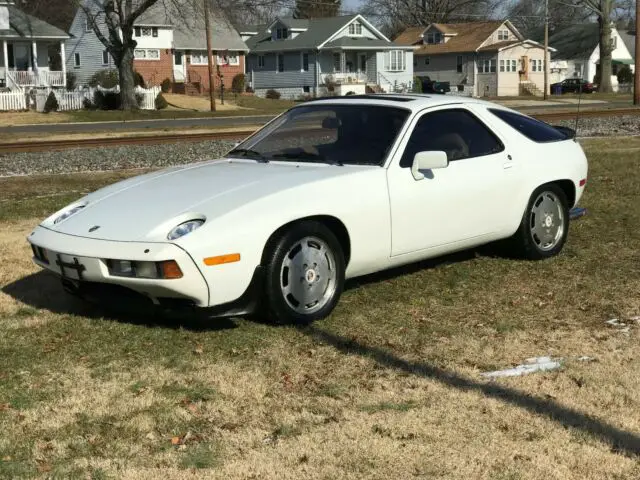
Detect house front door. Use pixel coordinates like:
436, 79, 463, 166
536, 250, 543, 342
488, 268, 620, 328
173, 51, 185, 83
359, 54, 367, 73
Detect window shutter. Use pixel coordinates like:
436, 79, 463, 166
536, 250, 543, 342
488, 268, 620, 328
384, 51, 389, 70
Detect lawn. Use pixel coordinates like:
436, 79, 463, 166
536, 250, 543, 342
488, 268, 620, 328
1, 138, 640, 478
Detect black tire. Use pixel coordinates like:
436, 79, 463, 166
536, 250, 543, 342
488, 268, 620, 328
511, 184, 570, 260
263, 221, 345, 324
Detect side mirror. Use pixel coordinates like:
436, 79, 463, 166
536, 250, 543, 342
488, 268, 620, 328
411, 151, 448, 180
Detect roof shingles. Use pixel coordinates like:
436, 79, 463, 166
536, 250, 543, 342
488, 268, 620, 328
394, 21, 505, 55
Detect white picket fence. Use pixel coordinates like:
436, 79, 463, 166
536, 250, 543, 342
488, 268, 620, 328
33, 85, 162, 112
0, 91, 27, 111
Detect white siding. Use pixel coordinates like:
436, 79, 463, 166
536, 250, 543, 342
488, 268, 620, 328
375, 50, 413, 91
134, 27, 173, 49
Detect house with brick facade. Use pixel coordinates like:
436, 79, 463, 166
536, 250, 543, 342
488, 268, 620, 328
65, 0, 247, 93
394, 20, 552, 97
243, 14, 414, 99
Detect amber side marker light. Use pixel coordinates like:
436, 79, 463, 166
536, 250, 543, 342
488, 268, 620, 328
160, 260, 183, 279
203, 253, 241, 266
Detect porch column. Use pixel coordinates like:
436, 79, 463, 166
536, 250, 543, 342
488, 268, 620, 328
31, 41, 38, 70
2, 40, 7, 78
60, 41, 67, 88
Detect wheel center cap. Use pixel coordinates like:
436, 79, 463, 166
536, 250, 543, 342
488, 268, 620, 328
544, 215, 553, 227
305, 269, 317, 283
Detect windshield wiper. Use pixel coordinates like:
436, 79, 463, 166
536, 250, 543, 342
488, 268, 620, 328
271, 152, 343, 166
227, 148, 269, 163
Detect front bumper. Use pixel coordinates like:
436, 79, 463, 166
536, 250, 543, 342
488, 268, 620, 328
28, 226, 210, 307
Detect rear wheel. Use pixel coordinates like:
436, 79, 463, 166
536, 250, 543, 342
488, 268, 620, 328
264, 221, 345, 324
511, 184, 569, 260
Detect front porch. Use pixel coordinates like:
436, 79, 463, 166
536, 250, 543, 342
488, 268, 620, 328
319, 50, 375, 93
0, 39, 67, 89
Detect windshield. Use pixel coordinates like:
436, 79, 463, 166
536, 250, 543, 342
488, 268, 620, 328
229, 104, 410, 166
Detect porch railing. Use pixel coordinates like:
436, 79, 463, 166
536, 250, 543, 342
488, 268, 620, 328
10, 70, 65, 87
320, 72, 368, 85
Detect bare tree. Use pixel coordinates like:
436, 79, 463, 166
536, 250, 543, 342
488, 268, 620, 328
293, 0, 340, 18
360, 0, 505, 38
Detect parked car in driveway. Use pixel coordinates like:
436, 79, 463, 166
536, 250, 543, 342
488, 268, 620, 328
551, 78, 595, 94
420, 76, 451, 94
28, 94, 588, 324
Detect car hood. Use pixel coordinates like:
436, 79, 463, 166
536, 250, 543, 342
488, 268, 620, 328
44, 158, 366, 242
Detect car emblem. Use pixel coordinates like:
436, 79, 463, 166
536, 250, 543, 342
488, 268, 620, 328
88, 225, 100, 232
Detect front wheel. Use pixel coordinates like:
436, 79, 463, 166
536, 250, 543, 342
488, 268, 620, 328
511, 184, 570, 260
263, 221, 345, 324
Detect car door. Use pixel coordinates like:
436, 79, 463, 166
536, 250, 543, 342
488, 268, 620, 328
386, 106, 516, 257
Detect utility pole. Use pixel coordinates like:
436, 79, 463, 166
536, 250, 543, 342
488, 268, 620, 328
635, 0, 640, 105
204, 0, 216, 111
544, 0, 549, 100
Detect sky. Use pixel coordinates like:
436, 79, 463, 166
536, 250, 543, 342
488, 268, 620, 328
342, 0, 364, 12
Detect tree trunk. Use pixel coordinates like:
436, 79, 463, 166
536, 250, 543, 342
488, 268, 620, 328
119, 46, 138, 110
598, 0, 613, 93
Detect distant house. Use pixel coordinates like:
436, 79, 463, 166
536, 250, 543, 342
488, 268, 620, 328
65, 1, 248, 93
544, 24, 634, 88
0, 0, 69, 90
394, 20, 551, 97
243, 14, 414, 98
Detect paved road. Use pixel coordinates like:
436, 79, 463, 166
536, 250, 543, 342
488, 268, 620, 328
0, 114, 277, 135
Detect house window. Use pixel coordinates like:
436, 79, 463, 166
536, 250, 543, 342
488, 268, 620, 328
135, 27, 141, 37
425, 32, 443, 44
190, 51, 208, 65
141, 27, 152, 36
501, 59, 517, 72
456, 55, 463, 73
276, 27, 288, 39
574, 62, 583, 77
531, 59, 542, 72
102, 50, 109, 66
348, 22, 362, 35
258, 55, 265, 68
152, 27, 158, 38
74, 52, 81, 68
511, 59, 517, 72
480, 59, 496, 73
217, 52, 239, 66
386, 50, 406, 72
84, 18, 92, 33
498, 29, 509, 41
134, 49, 160, 60
302, 52, 309, 72
500, 59, 505, 72
333, 53, 341, 72
424, 57, 430, 65
277, 53, 284, 72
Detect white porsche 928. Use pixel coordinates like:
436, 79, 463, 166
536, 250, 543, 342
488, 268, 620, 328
28, 94, 588, 323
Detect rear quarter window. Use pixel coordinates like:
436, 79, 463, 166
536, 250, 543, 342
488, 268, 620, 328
489, 109, 568, 143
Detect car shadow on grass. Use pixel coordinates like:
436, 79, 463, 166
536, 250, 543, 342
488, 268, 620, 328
1, 270, 237, 332
299, 324, 640, 458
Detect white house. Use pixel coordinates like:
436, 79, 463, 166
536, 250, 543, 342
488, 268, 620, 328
0, 0, 69, 90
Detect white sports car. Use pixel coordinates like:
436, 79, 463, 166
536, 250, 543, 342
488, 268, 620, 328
28, 94, 588, 323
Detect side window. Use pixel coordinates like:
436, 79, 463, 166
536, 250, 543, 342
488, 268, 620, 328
400, 109, 504, 167
489, 109, 568, 143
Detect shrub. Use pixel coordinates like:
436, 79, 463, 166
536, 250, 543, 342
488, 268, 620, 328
43, 91, 59, 113
66, 72, 77, 90
134, 71, 146, 88
413, 76, 423, 94
265, 89, 281, 99
83, 96, 95, 110
245, 86, 254, 93
155, 92, 168, 109
88, 69, 119, 88
161, 78, 172, 93
345, 91, 355, 95
617, 65, 633, 84
231, 73, 245, 94
324, 74, 337, 95
93, 90, 119, 110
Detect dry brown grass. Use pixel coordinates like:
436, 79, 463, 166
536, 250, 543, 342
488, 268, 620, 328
163, 94, 249, 112
0, 138, 639, 478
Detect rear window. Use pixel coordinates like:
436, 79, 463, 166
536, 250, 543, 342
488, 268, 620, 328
489, 109, 568, 143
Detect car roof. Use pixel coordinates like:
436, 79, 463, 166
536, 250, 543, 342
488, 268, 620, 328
301, 93, 506, 113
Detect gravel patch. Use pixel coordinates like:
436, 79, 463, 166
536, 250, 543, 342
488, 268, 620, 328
554, 115, 640, 137
0, 140, 236, 177
0, 115, 638, 177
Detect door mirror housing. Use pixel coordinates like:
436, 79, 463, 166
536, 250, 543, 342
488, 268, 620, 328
411, 151, 448, 180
